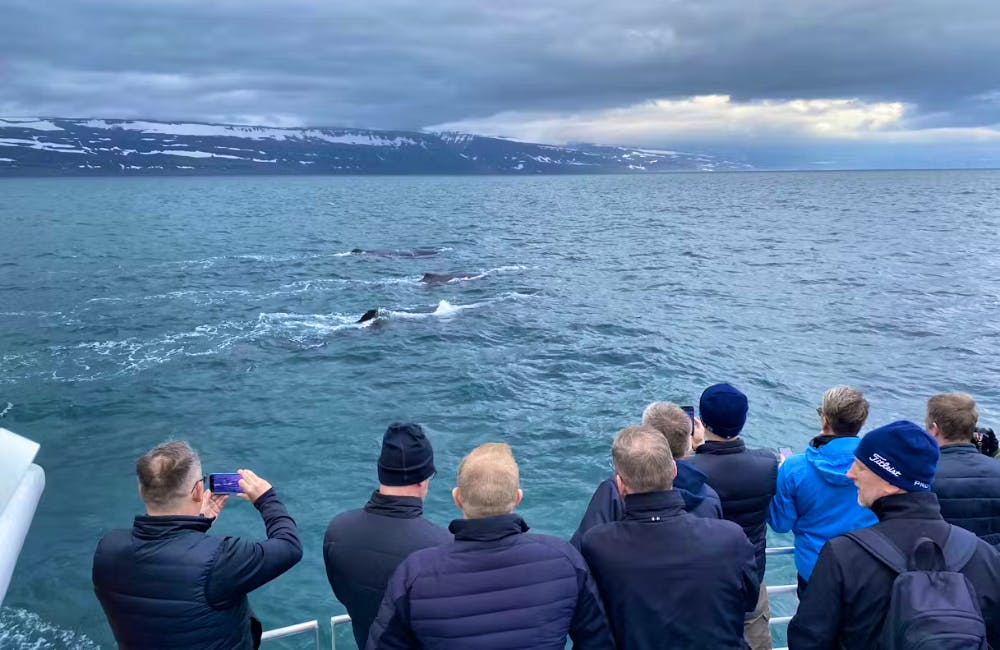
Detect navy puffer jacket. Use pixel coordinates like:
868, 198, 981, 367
93, 489, 302, 650
366, 513, 614, 650
688, 439, 778, 581
933, 443, 1000, 545
570, 460, 722, 549
324, 491, 451, 648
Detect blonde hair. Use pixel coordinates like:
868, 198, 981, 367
642, 402, 692, 458
822, 386, 869, 436
612, 425, 675, 494
456, 443, 520, 518
927, 393, 978, 443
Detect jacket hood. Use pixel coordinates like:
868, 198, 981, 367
674, 460, 711, 511
805, 436, 860, 486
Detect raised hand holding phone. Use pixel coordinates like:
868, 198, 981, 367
236, 468, 273, 503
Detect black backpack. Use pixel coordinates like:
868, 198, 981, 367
846, 525, 988, 650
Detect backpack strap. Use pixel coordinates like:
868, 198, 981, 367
942, 525, 979, 572
845, 528, 907, 574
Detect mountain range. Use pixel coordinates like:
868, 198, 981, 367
0, 117, 752, 176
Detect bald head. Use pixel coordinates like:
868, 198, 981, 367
454, 443, 522, 519
612, 425, 676, 495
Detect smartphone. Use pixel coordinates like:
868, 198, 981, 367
208, 473, 243, 494
680, 405, 695, 431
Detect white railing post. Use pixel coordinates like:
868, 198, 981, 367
330, 614, 352, 650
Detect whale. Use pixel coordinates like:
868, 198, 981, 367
351, 248, 440, 258
357, 309, 381, 324
419, 272, 481, 285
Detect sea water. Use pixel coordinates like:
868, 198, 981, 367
1, 171, 999, 648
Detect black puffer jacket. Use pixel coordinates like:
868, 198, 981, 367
787, 492, 1000, 650
323, 491, 451, 648
93, 489, 302, 650
932, 443, 1000, 545
688, 438, 778, 580
581, 490, 758, 650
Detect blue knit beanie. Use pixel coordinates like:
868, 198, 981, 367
378, 422, 436, 486
855, 420, 939, 492
699, 383, 749, 439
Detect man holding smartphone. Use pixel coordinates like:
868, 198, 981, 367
92, 441, 302, 650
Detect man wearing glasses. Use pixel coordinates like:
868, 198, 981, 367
92, 441, 302, 649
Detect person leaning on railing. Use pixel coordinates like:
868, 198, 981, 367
92, 441, 302, 650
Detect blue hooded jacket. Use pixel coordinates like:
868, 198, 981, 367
570, 459, 722, 549
767, 436, 878, 580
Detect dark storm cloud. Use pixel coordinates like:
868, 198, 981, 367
1, 0, 998, 130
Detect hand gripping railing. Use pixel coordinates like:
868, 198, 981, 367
266, 546, 800, 650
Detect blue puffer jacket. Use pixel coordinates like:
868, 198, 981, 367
570, 460, 723, 549
366, 513, 615, 650
933, 443, 1000, 545
93, 489, 302, 650
767, 437, 877, 580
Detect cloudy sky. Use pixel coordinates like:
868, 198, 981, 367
2, 0, 999, 167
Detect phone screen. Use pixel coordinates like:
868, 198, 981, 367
209, 473, 243, 494
680, 405, 695, 431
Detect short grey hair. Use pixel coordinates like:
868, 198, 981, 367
822, 386, 869, 436
136, 441, 201, 510
612, 425, 675, 494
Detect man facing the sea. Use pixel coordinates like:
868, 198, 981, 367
323, 423, 451, 648
366, 442, 614, 650
687, 383, 778, 650
581, 426, 759, 650
92, 441, 302, 649
768, 386, 877, 596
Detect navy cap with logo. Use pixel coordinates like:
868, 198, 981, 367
854, 420, 939, 492
378, 422, 436, 486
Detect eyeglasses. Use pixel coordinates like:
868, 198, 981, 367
192, 475, 206, 493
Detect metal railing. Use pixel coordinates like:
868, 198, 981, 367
264, 546, 800, 650
260, 619, 320, 649
764, 546, 796, 650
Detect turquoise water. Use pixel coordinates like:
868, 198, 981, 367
2, 171, 999, 648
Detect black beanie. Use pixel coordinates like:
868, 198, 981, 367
378, 422, 436, 486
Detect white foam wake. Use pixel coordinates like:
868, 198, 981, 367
0, 607, 101, 650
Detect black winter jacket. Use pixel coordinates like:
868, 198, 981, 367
323, 491, 451, 648
581, 490, 759, 650
366, 513, 614, 650
932, 443, 1000, 545
787, 492, 1000, 650
570, 460, 722, 549
688, 438, 778, 581
93, 489, 302, 650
